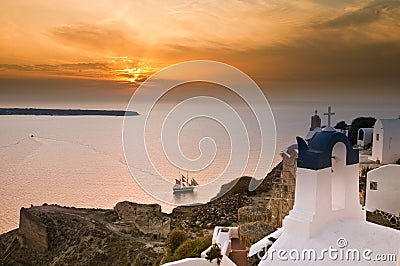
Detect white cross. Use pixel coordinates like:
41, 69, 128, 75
324, 106, 335, 127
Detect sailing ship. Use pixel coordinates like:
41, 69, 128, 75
173, 171, 199, 193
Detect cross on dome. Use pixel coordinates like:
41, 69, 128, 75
324, 106, 335, 128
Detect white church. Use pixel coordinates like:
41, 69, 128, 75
163, 109, 400, 266
251, 126, 400, 265
370, 118, 400, 164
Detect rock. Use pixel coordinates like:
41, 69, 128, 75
238, 221, 276, 248
1, 205, 160, 265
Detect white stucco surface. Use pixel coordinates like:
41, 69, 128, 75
256, 140, 400, 265
366, 164, 400, 216
371, 119, 400, 164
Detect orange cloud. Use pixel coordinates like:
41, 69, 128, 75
0, 0, 399, 88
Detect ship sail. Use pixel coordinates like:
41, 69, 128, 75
190, 178, 199, 186
181, 175, 187, 186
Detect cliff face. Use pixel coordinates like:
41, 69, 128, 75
0, 164, 288, 265
114, 201, 171, 239
0, 195, 255, 265
19, 208, 49, 253
1, 204, 162, 265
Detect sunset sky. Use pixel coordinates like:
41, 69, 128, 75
1, 0, 399, 106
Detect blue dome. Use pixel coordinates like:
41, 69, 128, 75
297, 130, 358, 170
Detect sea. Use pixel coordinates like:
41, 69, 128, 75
0, 99, 398, 234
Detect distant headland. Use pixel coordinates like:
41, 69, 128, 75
0, 108, 138, 116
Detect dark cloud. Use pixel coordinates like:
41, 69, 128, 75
319, 8, 380, 28
225, 27, 400, 93
50, 23, 141, 55
311, 0, 355, 6
317, 0, 400, 28
368, 0, 400, 9
115, 73, 150, 83
0, 63, 112, 72
0, 77, 134, 106
0, 60, 152, 82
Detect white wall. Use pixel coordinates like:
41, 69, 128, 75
284, 160, 363, 238
371, 120, 384, 163
162, 258, 219, 266
371, 119, 400, 164
162, 255, 235, 266
366, 164, 400, 216
357, 128, 373, 148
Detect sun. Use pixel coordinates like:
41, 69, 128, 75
109, 57, 158, 84
129, 68, 144, 83
113, 67, 144, 83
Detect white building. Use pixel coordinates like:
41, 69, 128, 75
251, 128, 400, 265
371, 119, 400, 164
166, 114, 400, 266
357, 128, 373, 149
366, 164, 400, 216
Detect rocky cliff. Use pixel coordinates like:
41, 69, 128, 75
0, 162, 284, 265
0, 204, 162, 265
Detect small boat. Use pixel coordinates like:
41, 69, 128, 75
173, 171, 199, 193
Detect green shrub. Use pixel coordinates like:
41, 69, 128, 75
172, 235, 212, 261
162, 235, 212, 263
164, 229, 187, 255
205, 243, 223, 265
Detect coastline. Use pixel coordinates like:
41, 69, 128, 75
0, 108, 138, 117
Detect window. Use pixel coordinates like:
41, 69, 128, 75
370, 181, 378, 190
376, 134, 380, 141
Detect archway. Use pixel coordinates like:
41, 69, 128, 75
331, 142, 347, 210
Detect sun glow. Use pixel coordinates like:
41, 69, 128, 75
119, 67, 145, 83
109, 57, 157, 84
129, 69, 142, 83
1, 1, 399, 89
